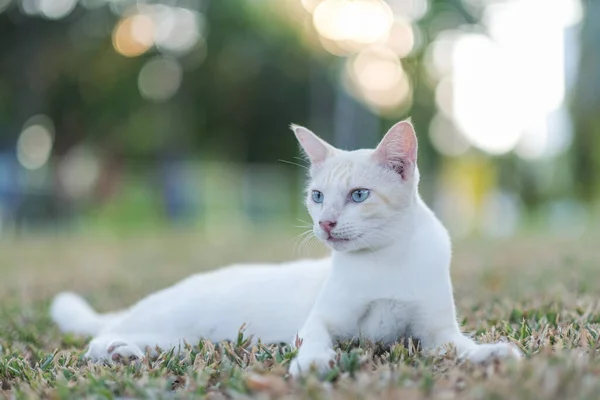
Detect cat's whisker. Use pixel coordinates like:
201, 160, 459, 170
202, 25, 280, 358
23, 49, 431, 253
304, 233, 321, 257
293, 220, 313, 228
293, 229, 316, 256
278, 159, 309, 170
305, 236, 322, 257
357, 236, 379, 259
293, 156, 309, 165
291, 229, 313, 249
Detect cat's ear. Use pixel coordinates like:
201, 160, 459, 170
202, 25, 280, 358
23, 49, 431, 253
290, 124, 336, 165
372, 120, 418, 180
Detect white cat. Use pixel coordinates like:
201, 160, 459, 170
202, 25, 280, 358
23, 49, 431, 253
51, 120, 521, 376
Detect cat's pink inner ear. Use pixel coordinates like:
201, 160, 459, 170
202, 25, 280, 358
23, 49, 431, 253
372, 120, 418, 179
290, 124, 334, 165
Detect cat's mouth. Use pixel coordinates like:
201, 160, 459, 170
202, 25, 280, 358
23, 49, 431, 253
327, 235, 349, 243
326, 233, 361, 244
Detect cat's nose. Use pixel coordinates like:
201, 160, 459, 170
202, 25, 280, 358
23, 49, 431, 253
319, 220, 337, 234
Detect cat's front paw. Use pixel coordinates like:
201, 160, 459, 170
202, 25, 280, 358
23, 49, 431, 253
85, 335, 145, 363
467, 342, 522, 364
289, 349, 336, 377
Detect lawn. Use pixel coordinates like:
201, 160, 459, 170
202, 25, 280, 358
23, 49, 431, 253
1, 229, 599, 399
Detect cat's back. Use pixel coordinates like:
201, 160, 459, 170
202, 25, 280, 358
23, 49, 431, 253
176, 257, 333, 342
144, 257, 331, 308
109, 257, 332, 343
412, 196, 451, 261
179, 257, 331, 292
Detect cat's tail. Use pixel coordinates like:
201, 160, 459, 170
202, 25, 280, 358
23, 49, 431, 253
50, 292, 125, 336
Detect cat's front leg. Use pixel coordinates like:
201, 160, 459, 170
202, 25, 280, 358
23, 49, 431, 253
416, 282, 522, 363
289, 315, 337, 377
289, 272, 363, 377
419, 314, 522, 363
425, 328, 521, 362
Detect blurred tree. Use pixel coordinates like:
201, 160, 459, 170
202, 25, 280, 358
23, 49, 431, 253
571, 0, 600, 203
0, 1, 325, 165
5, 0, 582, 230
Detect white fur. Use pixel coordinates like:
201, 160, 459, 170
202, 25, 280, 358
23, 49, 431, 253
50, 120, 521, 373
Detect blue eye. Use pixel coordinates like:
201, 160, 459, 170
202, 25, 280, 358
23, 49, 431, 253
312, 190, 324, 203
351, 189, 370, 203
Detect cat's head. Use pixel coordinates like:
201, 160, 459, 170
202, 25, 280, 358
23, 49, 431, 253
292, 120, 419, 253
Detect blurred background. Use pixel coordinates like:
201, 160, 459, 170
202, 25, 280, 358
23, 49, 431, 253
0, 0, 596, 240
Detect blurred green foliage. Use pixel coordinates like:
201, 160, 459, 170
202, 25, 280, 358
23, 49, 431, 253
0, 0, 597, 234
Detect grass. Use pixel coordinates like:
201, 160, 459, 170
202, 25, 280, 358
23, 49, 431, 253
1, 228, 600, 399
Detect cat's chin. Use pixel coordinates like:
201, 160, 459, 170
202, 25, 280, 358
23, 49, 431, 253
322, 237, 362, 252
